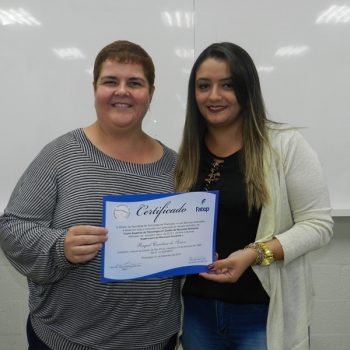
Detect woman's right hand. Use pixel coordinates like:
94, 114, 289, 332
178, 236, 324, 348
199, 248, 257, 283
64, 225, 108, 264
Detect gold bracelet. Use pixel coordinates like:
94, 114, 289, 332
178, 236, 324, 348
245, 242, 275, 266
258, 242, 275, 266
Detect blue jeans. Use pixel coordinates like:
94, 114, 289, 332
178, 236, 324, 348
181, 295, 268, 350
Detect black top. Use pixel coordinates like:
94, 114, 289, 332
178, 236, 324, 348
182, 143, 269, 304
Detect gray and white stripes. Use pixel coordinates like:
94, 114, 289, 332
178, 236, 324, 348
0, 129, 181, 350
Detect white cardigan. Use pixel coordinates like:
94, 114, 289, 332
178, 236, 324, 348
254, 125, 334, 349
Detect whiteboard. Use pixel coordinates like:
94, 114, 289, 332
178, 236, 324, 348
195, 0, 350, 215
0, 0, 349, 215
0, 0, 193, 211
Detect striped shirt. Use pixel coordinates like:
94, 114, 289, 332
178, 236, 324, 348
0, 129, 181, 350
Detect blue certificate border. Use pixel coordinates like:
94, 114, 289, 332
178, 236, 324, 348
101, 191, 218, 282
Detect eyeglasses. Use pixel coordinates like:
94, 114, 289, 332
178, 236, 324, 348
202, 159, 223, 191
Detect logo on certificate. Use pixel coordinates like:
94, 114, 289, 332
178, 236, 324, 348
113, 204, 130, 221
196, 198, 210, 212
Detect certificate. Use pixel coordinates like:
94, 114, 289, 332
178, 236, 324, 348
101, 191, 218, 281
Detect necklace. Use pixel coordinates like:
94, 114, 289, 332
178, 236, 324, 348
203, 158, 224, 191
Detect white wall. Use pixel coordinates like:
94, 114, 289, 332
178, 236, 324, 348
309, 217, 350, 349
0, 250, 28, 349
1, 1, 349, 349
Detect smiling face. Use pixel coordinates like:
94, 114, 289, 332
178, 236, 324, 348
94, 59, 154, 133
195, 58, 242, 130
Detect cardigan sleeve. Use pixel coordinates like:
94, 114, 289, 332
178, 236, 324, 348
0, 143, 75, 284
274, 129, 334, 264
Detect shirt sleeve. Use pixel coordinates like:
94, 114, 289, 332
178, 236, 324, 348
0, 143, 76, 284
275, 130, 334, 264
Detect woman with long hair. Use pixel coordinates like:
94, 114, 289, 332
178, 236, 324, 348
176, 42, 333, 350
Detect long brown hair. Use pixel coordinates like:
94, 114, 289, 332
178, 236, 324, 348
175, 42, 270, 212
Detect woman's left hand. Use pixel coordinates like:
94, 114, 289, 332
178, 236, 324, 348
199, 248, 257, 283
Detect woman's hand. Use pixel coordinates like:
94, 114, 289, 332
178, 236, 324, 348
64, 225, 108, 264
199, 248, 257, 283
